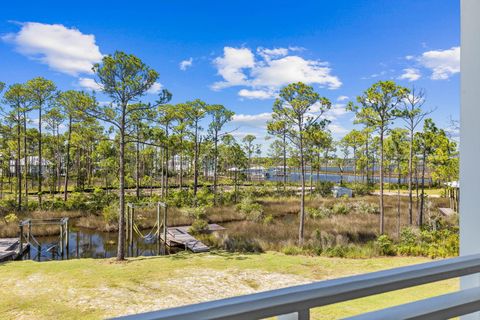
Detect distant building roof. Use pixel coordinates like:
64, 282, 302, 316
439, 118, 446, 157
444, 181, 459, 188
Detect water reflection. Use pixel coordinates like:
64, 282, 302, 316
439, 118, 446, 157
23, 226, 178, 262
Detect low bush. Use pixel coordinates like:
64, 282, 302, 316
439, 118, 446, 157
396, 226, 458, 258
4, 213, 18, 224
307, 206, 332, 219
354, 201, 380, 215
263, 214, 274, 225
102, 204, 118, 223
332, 202, 351, 215
167, 189, 193, 207
216, 234, 263, 253
350, 183, 372, 196
181, 206, 208, 220
375, 234, 396, 256
189, 219, 209, 234
316, 181, 334, 197
235, 197, 265, 222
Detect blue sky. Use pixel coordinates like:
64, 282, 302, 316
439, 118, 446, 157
0, 1, 459, 151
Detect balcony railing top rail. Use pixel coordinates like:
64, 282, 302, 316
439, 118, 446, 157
113, 253, 480, 320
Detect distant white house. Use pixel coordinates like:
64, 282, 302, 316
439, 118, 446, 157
245, 166, 268, 181
167, 155, 191, 172
9, 156, 52, 176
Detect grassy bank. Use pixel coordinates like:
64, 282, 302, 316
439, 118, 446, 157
0, 252, 456, 319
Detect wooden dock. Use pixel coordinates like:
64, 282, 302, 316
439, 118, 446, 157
439, 207, 456, 217
162, 224, 225, 253
0, 238, 28, 262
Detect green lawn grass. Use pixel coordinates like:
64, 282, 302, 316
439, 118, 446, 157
0, 252, 457, 319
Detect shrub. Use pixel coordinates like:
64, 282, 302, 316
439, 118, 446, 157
65, 192, 90, 211
167, 189, 194, 207
236, 197, 265, 222
354, 201, 380, 215
189, 219, 209, 234
102, 204, 118, 223
196, 187, 214, 207
4, 213, 19, 224
399, 227, 420, 247
316, 181, 334, 197
282, 245, 304, 255
332, 202, 351, 215
0, 198, 18, 216
375, 234, 396, 256
182, 206, 208, 220
307, 207, 332, 219
218, 234, 263, 253
350, 183, 372, 196
263, 214, 274, 225
217, 191, 237, 205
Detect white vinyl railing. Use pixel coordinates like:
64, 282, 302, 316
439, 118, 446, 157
113, 254, 480, 320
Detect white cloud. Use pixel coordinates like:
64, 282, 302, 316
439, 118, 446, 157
238, 89, 275, 100
328, 103, 348, 118
212, 46, 341, 98
312, 102, 349, 121
231, 112, 272, 128
337, 95, 349, 102
327, 123, 348, 136
398, 68, 421, 81
250, 55, 341, 89
418, 46, 460, 80
3, 22, 103, 76
78, 77, 102, 91
146, 82, 163, 94
257, 47, 289, 60
212, 47, 255, 90
179, 57, 193, 71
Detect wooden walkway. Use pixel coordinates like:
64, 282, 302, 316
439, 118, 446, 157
0, 238, 28, 262
439, 207, 456, 216
162, 224, 225, 253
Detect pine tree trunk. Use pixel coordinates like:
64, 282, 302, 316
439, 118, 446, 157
298, 129, 306, 244
63, 117, 72, 201
135, 130, 140, 199
283, 131, 287, 191
38, 105, 43, 207
193, 124, 199, 197
213, 131, 218, 203
23, 113, 28, 212
16, 116, 22, 211
408, 128, 414, 225
419, 150, 426, 227
397, 162, 401, 237
379, 130, 385, 234
117, 115, 126, 261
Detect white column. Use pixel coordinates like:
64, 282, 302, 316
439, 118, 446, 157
461, 1, 480, 319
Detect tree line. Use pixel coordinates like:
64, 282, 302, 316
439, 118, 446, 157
0, 51, 458, 259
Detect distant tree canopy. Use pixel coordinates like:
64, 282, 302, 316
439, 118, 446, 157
0, 67, 458, 248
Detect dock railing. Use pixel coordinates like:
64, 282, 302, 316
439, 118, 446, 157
113, 253, 480, 320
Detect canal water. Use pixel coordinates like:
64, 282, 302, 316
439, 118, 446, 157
265, 170, 432, 184
22, 226, 180, 262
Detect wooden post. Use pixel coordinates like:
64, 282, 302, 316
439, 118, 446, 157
163, 204, 167, 251
130, 207, 135, 248
28, 220, 32, 244
126, 205, 130, 245
60, 223, 64, 258
157, 203, 161, 247
65, 218, 69, 258
19, 222, 23, 255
